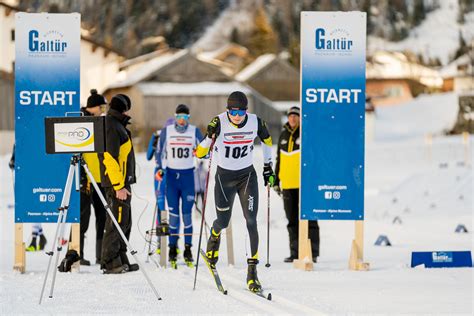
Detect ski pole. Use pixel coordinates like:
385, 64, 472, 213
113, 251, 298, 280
193, 137, 216, 290
265, 185, 271, 268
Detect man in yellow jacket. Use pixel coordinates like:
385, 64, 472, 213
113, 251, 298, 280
99, 94, 137, 274
273, 106, 319, 263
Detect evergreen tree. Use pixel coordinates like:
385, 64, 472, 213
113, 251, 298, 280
247, 6, 278, 57
412, 0, 426, 26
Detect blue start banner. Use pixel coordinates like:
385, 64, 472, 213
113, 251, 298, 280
15, 13, 80, 223
300, 12, 366, 220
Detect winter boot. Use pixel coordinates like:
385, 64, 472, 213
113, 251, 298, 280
246, 258, 262, 292
169, 245, 178, 269
38, 234, 47, 251
80, 258, 91, 266
26, 237, 37, 252
183, 244, 193, 267
205, 229, 221, 266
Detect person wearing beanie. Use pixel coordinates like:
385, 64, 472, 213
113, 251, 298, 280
99, 93, 137, 274
195, 91, 275, 293
274, 106, 319, 263
77, 89, 108, 266
154, 104, 204, 268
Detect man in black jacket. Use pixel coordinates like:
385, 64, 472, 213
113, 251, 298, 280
79, 89, 108, 266
99, 94, 137, 274
273, 106, 319, 263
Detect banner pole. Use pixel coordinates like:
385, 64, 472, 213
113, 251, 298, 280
13, 223, 25, 273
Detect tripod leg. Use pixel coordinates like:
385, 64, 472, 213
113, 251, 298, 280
39, 210, 64, 305
82, 163, 162, 300
49, 208, 69, 298
39, 159, 76, 304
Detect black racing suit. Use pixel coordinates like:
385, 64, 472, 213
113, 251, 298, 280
99, 109, 136, 270
199, 114, 272, 259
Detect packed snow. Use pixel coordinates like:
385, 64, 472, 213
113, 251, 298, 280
375, 92, 460, 140
0, 128, 472, 314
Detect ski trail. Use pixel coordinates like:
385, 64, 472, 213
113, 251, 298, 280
221, 273, 327, 315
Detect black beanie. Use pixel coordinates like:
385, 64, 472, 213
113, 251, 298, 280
227, 91, 248, 110
287, 106, 300, 116
87, 89, 107, 108
109, 94, 131, 113
175, 104, 190, 114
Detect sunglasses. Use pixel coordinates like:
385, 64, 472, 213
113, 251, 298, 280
228, 109, 247, 116
175, 114, 190, 120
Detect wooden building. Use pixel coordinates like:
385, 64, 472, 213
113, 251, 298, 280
235, 54, 299, 101
103, 49, 281, 150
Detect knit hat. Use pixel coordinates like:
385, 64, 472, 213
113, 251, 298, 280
109, 94, 131, 113
175, 104, 190, 115
227, 91, 248, 110
287, 106, 300, 116
86, 89, 107, 108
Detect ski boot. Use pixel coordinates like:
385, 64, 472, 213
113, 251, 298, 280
169, 245, 178, 269
183, 244, 194, 268
205, 229, 221, 266
26, 236, 37, 252
246, 258, 262, 292
38, 234, 47, 251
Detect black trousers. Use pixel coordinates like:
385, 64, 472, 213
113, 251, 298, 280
212, 166, 260, 258
282, 189, 320, 258
101, 186, 132, 269
79, 185, 107, 260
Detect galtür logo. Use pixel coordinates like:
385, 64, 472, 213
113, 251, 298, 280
315, 28, 353, 51
28, 29, 68, 53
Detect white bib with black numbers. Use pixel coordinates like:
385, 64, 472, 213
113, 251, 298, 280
165, 124, 196, 170
214, 112, 258, 171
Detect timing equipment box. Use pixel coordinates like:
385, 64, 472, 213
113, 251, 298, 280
45, 116, 106, 154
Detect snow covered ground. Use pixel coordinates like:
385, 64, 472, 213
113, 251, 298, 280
0, 133, 473, 314
369, 0, 474, 66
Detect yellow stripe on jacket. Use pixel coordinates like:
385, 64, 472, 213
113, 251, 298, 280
103, 138, 132, 191
278, 149, 300, 189
83, 153, 101, 184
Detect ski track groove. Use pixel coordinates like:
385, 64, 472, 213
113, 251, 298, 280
162, 257, 290, 315
221, 270, 327, 315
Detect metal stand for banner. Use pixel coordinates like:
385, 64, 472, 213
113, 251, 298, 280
39, 155, 162, 304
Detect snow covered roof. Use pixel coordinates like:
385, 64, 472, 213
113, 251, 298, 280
235, 54, 277, 82
272, 101, 299, 113
375, 92, 459, 140
106, 50, 189, 90
198, 43, 249, 61
439, 54, 473, 78
137, 81, 252, 96
367, 51, 443, 88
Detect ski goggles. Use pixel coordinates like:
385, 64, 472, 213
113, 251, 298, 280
175, 113, 190, 120
228, 108, 247, 116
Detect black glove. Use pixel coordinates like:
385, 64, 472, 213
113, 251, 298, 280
207, 117, 219, 138
263, 163, 276, 186
58, 249, 80, 272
